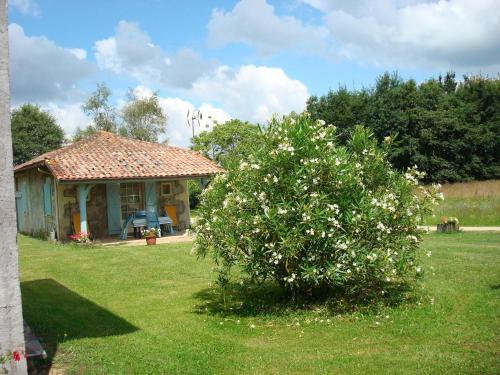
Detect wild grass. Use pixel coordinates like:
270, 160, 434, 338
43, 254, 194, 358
19, 233, 499, 374
424, 180, 500, 226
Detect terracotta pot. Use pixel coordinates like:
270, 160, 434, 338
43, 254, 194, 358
145, 235, 157, 245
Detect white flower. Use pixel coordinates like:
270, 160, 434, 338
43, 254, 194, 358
273, 176, 279, 183
277, 207, 287, 215
427, 251, 432, 257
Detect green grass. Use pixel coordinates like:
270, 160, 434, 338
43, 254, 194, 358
424, 197, 500, 226
19, 233, 499, 374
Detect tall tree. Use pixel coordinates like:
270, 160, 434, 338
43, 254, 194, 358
307, 71, 500, 183
82, 82, 117, 132
74, 83, 117, 142
11, 104, 65, 165
120, 90, 167, 142
191, 119, 261, 168
0, 0, 28, 372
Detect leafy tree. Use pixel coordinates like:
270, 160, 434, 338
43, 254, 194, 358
11, 104, 65, 165
191, 119, 261, 168
195, 113, 441, 298
121, 90, 167, 142
74, 83, 118, 142
307, 72, 500, 183
82, 83, 117, 132
188, 179, 203, 209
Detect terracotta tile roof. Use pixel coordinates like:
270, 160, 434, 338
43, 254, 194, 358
14, 131, 224, 181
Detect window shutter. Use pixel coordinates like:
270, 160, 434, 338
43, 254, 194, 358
43, 177, 52, 215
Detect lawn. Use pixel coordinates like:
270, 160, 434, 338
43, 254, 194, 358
19, 233, 499, 374
424, 197, 500, 226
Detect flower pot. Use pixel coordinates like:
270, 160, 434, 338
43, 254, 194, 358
437, 222, 459, 233
145, 235, 157, 245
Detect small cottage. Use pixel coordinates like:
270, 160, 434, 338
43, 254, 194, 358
13, 131, 223, 240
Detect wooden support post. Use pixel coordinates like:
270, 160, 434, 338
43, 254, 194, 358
77, 185, 93, 234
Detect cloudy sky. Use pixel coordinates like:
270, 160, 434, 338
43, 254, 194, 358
8, 0, 500, 146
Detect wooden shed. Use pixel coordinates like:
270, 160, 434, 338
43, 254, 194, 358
13, 131, 223, 240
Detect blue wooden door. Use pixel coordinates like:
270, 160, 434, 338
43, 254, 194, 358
145, 181, 157, 213
106, 183, 122, 235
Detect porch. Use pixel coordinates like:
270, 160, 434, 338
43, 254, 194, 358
56, 179, 191, 240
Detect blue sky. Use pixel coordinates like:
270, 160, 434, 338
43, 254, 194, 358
8, 0, 500, 146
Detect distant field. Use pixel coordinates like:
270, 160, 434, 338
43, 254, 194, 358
424, 180, 500, 226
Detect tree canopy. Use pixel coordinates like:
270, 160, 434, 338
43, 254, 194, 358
191, 119, 261, 168
74, 84, 167, 143
11, 104, 65, 165
307, 72, 500, 183
120, 90, 167, 142
82, 83, 117, 133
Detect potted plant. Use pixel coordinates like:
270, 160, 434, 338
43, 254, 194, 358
437, 216, 460, 232
68, 232, 92, 244
142, 228, 160, 245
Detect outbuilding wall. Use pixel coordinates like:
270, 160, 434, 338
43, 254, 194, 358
14, 168, 55, 236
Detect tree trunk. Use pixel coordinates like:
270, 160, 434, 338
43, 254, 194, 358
0, 1, 27, 373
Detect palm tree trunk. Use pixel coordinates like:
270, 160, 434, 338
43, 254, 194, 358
0, 0, 27, 373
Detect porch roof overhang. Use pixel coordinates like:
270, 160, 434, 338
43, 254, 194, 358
55, 173, 218, 184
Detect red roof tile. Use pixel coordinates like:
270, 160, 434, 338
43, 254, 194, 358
14, 131, 224, 181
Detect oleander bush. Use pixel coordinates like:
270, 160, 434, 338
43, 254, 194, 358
195, 113, 442, 298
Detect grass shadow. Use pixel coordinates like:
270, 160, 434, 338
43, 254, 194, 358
192, 280, 418, 318
21, 279, 138, 373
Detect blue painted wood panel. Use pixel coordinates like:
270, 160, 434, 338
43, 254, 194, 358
16, 181, 28, 232
43, 177, 52, 215
145, 181, 157, 213
106, 182, 122, 235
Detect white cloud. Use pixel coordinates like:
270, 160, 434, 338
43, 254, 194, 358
129, 86, 231, 147
193, 65, 309, 124
95, 21, 217, 89
68, 48, 87, 60
208, 0, 329, 55
158, 97, 231, 147
9, 0, 40, 17
8, 23, 95, 103
44, 102, 90, 136
305, 0, 500, 70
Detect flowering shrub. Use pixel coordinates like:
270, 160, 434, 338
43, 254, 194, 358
195, 113, 442, 296
68, 232, 91, 244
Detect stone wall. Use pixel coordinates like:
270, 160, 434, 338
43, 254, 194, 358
156, 179, 190, 231
56, 184, 78, 239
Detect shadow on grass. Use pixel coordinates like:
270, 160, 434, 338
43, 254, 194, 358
193, 280, 417, 318
21, 279, 138, 373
